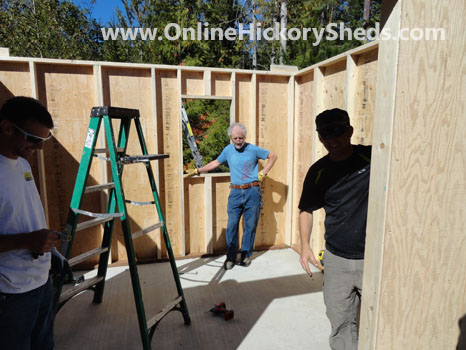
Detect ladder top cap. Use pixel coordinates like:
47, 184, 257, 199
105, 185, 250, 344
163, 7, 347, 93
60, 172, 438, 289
91, 106, 140, 119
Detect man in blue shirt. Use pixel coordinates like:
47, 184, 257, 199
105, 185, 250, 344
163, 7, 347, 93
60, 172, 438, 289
188, 123, 277, 270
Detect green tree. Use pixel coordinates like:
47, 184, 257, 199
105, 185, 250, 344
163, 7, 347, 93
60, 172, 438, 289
182, 99, 230, 171
0, 0, 103, 60
254, 0, 382, 69
102, 0, 251, 68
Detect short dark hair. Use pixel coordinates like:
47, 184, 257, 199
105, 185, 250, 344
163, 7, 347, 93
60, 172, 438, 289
0, 96, 53, 129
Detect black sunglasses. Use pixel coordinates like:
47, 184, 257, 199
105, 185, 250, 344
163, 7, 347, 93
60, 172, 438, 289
11, 122, 52, 144
318, 126, 348, 140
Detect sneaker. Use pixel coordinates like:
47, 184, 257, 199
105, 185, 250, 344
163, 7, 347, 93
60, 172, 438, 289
224, 260, 235, 270
240, 251, 252, 267
241, 256, 251, 267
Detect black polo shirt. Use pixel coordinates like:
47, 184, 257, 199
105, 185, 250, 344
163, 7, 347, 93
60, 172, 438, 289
299, 145, 371, 259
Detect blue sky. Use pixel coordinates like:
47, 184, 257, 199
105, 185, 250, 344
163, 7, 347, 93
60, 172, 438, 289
73, 0, 124, 24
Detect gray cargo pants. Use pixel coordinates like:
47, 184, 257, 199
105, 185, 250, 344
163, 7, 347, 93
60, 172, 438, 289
322, 250, 364, 350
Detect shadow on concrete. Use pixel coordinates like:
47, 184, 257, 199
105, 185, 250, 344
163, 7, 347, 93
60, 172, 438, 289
55, 252, 324, 350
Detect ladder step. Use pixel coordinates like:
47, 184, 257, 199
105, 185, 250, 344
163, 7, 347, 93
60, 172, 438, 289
94, 148, 125, 153
91, 106, 140, 119
120, 154, 169, 164
132, 223, 163, 240
59, 276, 104, 304
125, 199, 155, 206
147, 296, 183, 330
85, 183, 115, 193
72, 208, 123, 218
76, 217, 114, 231
68, 247, 109, 267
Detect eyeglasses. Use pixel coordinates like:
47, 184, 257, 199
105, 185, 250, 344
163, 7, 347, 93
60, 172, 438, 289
318, 126, 348, 140
11, 122, 52, 144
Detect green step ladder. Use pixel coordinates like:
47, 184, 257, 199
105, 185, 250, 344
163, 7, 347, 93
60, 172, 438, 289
55, 106, 190, 349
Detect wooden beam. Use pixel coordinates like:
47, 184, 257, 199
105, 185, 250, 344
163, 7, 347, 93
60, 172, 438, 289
345, 54, 358, 119
29, 60, 50, 228
204, 70, 211, 96
177, 69, 186, 256
230, 72, 236, 124
250, 73, 257, 142
204, 176, 213, 254
151, 67, 162, 259
359, 2, 401, 348
181, 94, 232, 100
285, 75, 294, 246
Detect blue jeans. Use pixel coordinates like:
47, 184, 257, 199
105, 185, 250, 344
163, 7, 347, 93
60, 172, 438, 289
0, 278, 54, 350
226, 185, 262, 261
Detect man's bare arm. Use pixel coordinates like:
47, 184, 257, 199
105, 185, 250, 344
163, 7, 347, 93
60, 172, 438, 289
299, 210, 320, 276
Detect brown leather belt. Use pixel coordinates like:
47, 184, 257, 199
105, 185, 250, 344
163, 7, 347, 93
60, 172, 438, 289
230, 181, 260, 189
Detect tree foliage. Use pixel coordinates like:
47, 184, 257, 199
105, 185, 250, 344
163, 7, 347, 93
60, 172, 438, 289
102, 0, 251, 68
0, 0, 102, 60
182, 99, 230, 171
1, 0, 382, 68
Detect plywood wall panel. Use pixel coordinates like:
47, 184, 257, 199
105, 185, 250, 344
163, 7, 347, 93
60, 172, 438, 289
101, 67, 158, 262
211, 72, 231, 96
212, 177, 229, 253
155, 69, 184, 257
181, 71, 204, 96
35, 64, 101, 265
236, 74, 253, 130
353, 49, 378, 145
359, 1, 466, 349
256, 75, 289, 248
375, 1, 466, 347
184, 177, 206, 254
292, 72, 314, 250
0, 62, 31, 103
322, 60, 347, 111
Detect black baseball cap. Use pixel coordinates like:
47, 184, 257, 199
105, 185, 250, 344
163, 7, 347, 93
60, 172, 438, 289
315, 108, 350, 138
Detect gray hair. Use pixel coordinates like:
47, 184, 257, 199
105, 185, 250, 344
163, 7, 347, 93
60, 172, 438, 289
227, 123, 247, 138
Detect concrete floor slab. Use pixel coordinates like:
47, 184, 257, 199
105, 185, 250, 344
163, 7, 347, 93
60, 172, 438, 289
55, 249, 330, 349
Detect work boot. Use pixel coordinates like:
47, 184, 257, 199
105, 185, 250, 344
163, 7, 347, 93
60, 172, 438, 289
240, 251, 251, 267
224, 260, 235, 270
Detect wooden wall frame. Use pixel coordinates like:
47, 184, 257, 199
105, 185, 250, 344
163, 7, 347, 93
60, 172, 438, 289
1, 1, 464, 346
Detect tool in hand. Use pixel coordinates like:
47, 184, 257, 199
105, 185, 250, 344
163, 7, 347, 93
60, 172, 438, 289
208, 302, 234, 321
317, 249, 325, 272
32, 230, 72, 259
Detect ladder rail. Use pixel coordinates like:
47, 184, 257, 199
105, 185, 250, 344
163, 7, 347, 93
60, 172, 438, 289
104, 114, 152, 349
135, 116, 191, 326
60, 117, 103, 258
91, 115, 132, 304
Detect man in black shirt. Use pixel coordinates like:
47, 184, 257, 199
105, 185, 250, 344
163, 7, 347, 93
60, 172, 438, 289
298, 108, 371, 350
